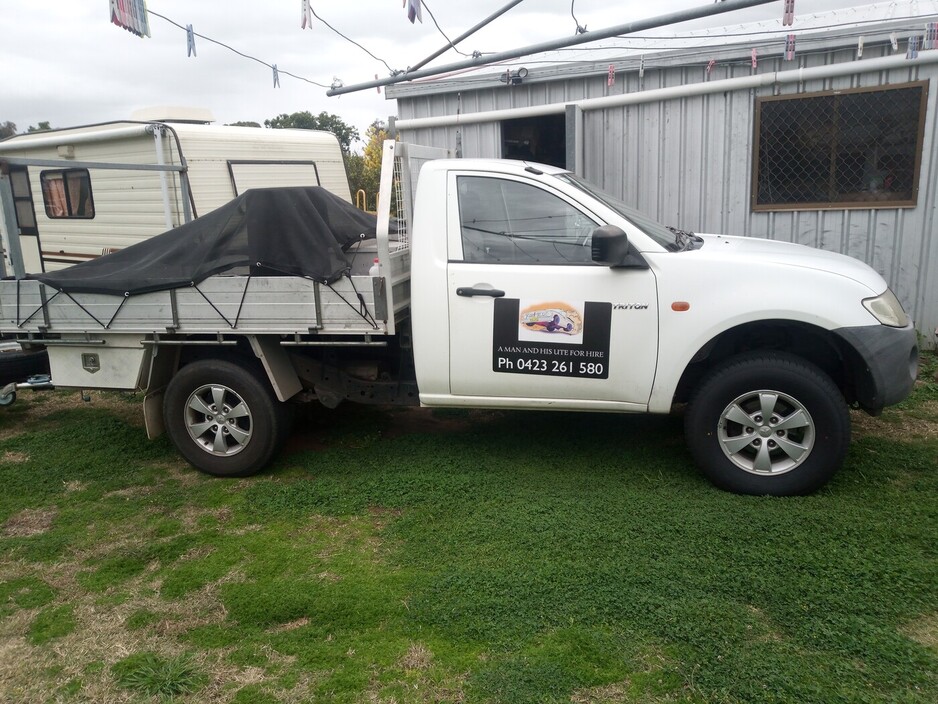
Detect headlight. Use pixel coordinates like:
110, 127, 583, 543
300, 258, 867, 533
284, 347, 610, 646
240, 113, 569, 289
862, 289, 909, 327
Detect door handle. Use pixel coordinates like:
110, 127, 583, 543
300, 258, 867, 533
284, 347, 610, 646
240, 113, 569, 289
456, 287, 506, 298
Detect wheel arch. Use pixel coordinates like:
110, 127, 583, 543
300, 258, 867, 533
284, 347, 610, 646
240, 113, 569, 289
672, 319, 874, 410
142, 336, 297, 440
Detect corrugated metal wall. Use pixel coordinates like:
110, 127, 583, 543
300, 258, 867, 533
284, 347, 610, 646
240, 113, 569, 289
396, 45, 938, 345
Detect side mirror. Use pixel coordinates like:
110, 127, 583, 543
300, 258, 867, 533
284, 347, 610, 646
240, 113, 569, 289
591, 225, 630, 266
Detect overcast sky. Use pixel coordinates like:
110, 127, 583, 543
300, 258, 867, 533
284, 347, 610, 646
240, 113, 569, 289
0, 0, 888, 148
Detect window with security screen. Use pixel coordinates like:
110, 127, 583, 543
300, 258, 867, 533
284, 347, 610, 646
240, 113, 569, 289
752, 82, 927, 210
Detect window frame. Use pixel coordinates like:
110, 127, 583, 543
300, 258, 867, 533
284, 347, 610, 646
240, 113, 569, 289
7, 165, 38, 236
39, 168, 95, 219
750, 80, 928, 212
453, 173, 601, 266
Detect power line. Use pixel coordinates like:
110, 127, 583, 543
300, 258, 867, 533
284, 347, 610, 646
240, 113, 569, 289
306, 5, 398, 75
146, 9, 330, 88
420, 1, 472, 57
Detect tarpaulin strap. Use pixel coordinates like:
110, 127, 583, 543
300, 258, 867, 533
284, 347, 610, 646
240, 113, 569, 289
325, 276, 379, 330
61, 291, 108, 328
18, 289, 55, 328
232, 276, 252, 329
105, 294, 131, 329
192, 282, 234, 328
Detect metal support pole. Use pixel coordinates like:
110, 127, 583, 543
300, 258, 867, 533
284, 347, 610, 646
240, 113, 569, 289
406, 0, 526, 73
327, 0, 777, 96
565, 105, 584, 176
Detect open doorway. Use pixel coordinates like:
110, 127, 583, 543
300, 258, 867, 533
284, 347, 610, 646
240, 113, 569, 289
500, 115, 566, 168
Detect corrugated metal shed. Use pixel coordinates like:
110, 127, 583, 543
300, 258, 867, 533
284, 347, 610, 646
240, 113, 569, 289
388, 2, 938, 346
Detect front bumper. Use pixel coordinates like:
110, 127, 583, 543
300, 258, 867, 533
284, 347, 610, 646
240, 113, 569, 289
833, 323, 919, 414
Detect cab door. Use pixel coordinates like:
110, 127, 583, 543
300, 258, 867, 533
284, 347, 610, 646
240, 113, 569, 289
446, 172, 659, 408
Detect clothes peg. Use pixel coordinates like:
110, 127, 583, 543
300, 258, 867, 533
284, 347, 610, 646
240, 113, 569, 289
751, 48, 758, 69
607, 64, 615, 87
784, 34, 796, 61
857, 36, 864, 58
273, 64, 280, 88
186, 24, 196, 57
406, 0, 423, 24
783, 0, 795, 26
925, 22, 937, 50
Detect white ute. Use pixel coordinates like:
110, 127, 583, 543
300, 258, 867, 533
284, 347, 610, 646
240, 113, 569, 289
0, 142, 919, 496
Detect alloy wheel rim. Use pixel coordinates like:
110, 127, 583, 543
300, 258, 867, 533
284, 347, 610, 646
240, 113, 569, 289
184, 383, 253, 456
717, 389, 815, 475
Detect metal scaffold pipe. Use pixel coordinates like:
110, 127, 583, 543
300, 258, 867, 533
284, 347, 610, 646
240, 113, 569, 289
327, 0, 778, 96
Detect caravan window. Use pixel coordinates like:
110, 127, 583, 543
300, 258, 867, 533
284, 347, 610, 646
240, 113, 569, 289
8, 166, 38, 236
40, 169, 95, 218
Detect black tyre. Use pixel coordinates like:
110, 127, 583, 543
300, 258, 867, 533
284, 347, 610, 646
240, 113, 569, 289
163, 359, 289, 477
0, 347, 50, 386
685, 352, 850, 496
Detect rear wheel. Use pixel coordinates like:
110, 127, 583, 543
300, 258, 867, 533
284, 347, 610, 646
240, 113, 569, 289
685, 352, 850, 496
163, 359, 289, 477
0, 346, 50, 386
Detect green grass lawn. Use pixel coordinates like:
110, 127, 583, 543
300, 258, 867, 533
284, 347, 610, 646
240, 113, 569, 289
0, 353, 935, 703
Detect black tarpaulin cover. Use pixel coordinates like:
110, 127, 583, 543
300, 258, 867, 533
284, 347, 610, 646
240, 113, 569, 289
31, 187, 378, 295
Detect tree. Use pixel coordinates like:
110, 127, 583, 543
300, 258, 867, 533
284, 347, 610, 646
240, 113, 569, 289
263, 111, 359, 153
225, 121, 261, 128
350, 120, 390, 211
0, 121, 16, 139
27, 121, 51, 133
345, 152, 366, 208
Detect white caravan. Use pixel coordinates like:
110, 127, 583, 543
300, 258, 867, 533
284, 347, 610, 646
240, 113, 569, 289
0, 110, 350, 274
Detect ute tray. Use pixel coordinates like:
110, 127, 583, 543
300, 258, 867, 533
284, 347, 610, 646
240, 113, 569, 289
0, 275, 386, 337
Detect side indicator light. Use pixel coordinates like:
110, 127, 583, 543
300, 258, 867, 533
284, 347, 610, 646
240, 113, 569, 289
671, 302, 690, 312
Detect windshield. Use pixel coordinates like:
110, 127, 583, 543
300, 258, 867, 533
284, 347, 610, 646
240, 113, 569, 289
555, 173, 680, 250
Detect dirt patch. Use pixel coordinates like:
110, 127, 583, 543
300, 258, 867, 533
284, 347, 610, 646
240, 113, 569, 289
850, 401, 938, 442
2, 507, 56, 537
901, 612, 938, 651
571, 681, 631, 703
399, 642, 433, 672
267, 617, 310, 633
1, 450, 29, 463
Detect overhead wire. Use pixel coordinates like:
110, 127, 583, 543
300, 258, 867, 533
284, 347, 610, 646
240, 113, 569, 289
571, 0, 587, 35
146, 9, 330, 88
147, 8, 329, 88
305, 5, 398, 74
143, 5, 933, 95
420, 1, 472, 57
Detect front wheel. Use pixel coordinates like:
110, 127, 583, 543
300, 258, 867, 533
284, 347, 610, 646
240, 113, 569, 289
163, 359, 289, 477
685, 352, 850, 496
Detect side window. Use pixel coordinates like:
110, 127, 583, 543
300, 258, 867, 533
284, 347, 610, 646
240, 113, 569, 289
457, 176, 598, 264
40, 169, 94, 219
8, 166, 38, 235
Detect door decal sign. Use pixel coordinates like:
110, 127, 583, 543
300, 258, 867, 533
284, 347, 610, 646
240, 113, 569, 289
493, 298, 611, 379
